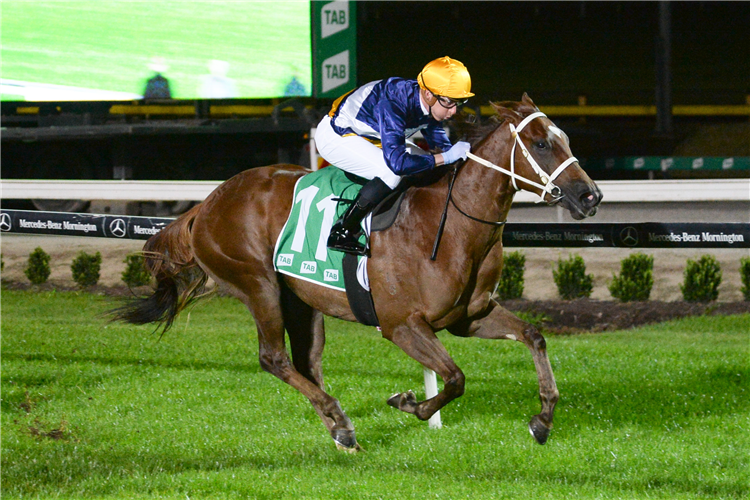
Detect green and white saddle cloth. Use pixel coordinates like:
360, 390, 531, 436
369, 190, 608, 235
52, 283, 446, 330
273, 167, 370, 292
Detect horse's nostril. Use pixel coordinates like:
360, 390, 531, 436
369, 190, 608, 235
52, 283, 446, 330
581, 192, 596, 207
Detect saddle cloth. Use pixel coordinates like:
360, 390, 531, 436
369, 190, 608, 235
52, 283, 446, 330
273, 167, 371, 292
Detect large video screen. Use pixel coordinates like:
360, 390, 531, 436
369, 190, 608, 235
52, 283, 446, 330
1, 1, 312, 101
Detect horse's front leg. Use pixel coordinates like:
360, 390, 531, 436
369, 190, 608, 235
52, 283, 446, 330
448, 299, 559, 445
382, 313, 465, 421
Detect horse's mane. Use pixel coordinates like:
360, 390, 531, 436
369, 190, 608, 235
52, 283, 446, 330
410, 99, 538, 187
450, 100, 538, 148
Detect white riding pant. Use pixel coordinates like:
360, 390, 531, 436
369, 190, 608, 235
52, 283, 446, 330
314, 115, 429, 190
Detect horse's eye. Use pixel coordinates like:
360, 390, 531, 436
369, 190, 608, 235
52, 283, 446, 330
535, 141, 547, 149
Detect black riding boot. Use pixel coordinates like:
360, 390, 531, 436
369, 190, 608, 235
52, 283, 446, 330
327, 177, 393, 255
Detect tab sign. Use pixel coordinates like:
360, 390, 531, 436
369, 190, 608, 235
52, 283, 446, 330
322, 50, 350, 93
322, 1, 349, 38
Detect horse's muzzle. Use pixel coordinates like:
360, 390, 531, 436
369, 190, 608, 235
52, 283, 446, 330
561, 185, 603, 220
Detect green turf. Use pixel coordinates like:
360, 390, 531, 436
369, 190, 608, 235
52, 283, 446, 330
0, 1, 311, 99
2, 289, 748, 499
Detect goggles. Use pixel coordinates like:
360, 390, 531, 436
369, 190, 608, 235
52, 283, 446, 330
435, 94, 469, 109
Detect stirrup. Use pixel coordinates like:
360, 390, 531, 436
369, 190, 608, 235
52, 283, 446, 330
328, 227, 368, 256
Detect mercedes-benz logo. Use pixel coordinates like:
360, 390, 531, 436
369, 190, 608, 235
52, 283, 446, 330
0, 213, 11, 232
109, 218, 127, 238
620, 226, 639, 247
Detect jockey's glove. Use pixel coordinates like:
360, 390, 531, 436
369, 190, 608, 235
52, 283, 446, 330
442, 141, 471, 164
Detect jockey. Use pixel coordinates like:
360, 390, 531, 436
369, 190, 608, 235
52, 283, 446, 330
315, 56, 474, 255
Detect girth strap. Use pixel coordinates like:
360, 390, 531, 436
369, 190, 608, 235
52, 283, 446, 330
342, 254, 379, 326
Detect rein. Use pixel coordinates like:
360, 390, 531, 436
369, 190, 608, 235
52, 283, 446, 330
447, 164, 507, 227
430, 162, 505, 261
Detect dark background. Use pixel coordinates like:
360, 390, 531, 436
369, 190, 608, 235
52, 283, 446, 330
357, 1, 749, 105
353, 1, 750, 173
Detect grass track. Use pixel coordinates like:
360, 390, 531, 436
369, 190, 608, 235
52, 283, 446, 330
2, 290, 748, 499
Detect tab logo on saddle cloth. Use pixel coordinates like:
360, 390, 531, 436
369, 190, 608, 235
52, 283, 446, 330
300, 261, 317, 274
277, 254, 294, 267
273, 167, 367, 291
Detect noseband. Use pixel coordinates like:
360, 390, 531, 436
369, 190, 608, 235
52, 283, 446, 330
466, 111, 578, 204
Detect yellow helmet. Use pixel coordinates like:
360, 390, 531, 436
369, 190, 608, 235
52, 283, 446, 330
417, 56, 474, 99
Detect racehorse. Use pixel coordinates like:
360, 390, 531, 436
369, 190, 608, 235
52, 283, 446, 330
112, 94, 602, 452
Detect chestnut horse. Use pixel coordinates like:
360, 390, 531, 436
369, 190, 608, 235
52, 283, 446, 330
113, 94, 602, 451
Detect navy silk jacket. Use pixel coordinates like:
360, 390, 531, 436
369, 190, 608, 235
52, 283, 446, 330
328, 78, 453, 176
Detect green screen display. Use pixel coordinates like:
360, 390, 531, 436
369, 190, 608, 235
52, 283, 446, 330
0, 1, 312, 101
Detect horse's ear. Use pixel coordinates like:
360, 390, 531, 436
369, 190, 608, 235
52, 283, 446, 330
521, 92, 538, 109
490, 101, 521, 123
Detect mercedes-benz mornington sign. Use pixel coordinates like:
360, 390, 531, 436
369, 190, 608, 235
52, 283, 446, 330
502, 222, 749, 248
0, 210, 173, 240
1, 210, 748, 248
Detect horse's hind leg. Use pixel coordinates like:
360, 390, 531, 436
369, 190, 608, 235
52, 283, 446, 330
245, 283, 360, 451
448, 299, 559, 445
258, 305, 359, 450
212, 263, 361, 451
280, 285, 358, 447
282, 285, 326, 389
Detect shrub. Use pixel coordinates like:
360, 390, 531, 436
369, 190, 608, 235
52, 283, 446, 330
608, 252, 654, 302
739, 257, 750, 301
553, 253, 593, 300
71, 251, 102, 288
514, 311, 551, 330
680, 254, 722, 302
121, 254, 152, 287
25, 247, 51, 285
497, 251, 526, 300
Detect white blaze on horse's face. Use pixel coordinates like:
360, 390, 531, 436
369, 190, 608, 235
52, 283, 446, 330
547, 125, 569, 145
509, 112, 577, 202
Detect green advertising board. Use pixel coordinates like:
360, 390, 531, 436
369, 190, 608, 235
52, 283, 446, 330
584, 156, 750, 171
311, 0, 357, 99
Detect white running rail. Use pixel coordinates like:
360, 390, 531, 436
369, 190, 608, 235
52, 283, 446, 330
2, 178, 748, 203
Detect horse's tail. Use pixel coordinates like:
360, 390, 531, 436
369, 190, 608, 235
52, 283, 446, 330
109, 203, 211, 334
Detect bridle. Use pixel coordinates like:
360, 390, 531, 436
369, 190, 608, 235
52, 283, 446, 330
466, 111, 579, 204
431, 111, 578, 259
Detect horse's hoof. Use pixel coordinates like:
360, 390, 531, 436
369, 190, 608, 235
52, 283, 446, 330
335, 441, 363, 453
387, 390, 418, 414
528, 415, 552, 445
331, 429, 359, 452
